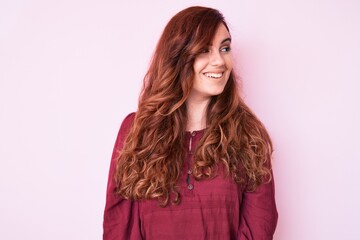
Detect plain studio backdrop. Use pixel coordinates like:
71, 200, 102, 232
1, 0, 359, 239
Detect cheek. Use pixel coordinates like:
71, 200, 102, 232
193, 57, 207, 72
225, 56, 233, 70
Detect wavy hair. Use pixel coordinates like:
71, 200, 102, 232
115, 6, 273, 207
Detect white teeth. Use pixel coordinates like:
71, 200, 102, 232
204, 72, 223, 78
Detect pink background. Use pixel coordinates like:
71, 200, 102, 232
1, 1, 359, 239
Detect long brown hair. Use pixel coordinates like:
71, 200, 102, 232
115, 6, 273, 206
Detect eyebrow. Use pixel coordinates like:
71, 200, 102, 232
221, 38, 231, 44
208, 37, 232, 46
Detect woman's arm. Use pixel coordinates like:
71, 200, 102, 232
238, 168, 278, 240
103, 113, 142, 240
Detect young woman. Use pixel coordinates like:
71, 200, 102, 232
103, 6, 278, 240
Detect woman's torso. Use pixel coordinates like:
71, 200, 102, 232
137, 130, 246, 239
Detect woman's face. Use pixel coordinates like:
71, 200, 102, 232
190, 23, 233, 102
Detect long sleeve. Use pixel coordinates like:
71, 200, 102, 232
103, 113, 142, 240
238, 168, 278, 240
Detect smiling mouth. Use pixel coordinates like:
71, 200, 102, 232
203, 72, 224, 79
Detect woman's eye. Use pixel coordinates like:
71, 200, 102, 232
201, 48, 210, 53
221, 46, 231, 52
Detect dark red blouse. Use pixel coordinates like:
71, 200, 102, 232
103, 113, 278, 239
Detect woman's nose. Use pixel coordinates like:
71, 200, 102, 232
209, 51, 225, 66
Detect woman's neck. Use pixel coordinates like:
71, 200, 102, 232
185, 98, 210, 132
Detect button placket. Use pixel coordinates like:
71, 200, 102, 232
186, 131, 196, 191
